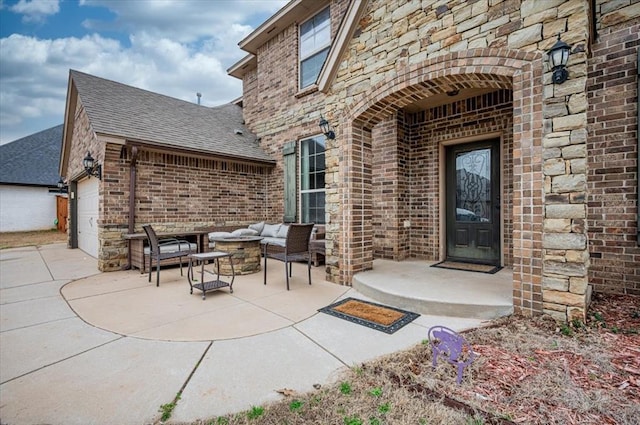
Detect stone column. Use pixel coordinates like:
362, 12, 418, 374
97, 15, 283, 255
541, 19, 591, 322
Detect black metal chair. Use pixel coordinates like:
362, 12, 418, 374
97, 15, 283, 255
263, 223, 314, 290
142, 224, 195, 287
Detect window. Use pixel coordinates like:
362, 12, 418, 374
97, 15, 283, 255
299, 7, 330, 89
300, 136, 326, 224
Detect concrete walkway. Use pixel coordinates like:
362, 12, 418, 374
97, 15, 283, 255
0, 244, 485, 425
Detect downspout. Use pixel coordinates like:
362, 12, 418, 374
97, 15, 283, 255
126, 146, 139, 269
637, 53, 639, 246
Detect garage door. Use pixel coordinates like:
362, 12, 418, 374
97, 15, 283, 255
77, 177, 99, 258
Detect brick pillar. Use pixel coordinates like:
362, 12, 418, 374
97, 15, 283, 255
327, 120, 374, 285
541, 27, 591, 322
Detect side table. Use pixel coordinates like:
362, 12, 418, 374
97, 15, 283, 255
187, 252, 235, 300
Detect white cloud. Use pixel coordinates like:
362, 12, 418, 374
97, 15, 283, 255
80, 0, 285, 43
10, 0, 60, 22
0, 0, 287, 144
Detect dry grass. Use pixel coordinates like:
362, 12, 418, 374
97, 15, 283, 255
180, 293, 639, 425
0, 229, 67, 249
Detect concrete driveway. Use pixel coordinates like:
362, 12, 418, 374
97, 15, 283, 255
0, 243, 483, 425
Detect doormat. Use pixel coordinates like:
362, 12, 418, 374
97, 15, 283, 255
318, 298, 420, 334
431, 261, 502, 274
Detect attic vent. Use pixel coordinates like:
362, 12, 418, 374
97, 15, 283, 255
234, 129, 243, 135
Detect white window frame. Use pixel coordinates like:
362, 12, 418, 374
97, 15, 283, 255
299, 135, 326, 224
299, 6, 331, 89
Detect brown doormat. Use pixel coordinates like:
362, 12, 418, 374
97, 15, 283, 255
431, 261, 502, 274
318, 298, 419, 334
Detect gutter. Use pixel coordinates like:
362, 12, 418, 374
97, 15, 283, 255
126, 146, 138, 270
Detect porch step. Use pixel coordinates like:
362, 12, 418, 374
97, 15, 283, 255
352, 260, 514, 320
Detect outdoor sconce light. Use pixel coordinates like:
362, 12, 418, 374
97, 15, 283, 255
548, 33, 572, 84
57, 177, 67, 192
83, 151, 102, 180
319, 115, 335, 140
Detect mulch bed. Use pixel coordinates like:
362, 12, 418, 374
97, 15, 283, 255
367, 292, 640, 424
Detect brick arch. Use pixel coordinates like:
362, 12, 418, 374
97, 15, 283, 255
347, 48, 542, 128
331, 48, 545, 317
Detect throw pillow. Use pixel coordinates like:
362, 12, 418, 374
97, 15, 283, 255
208, 231, 232, 241
276, 224, 290, 238
261, 223, 281, 238
248, 221, 265, 234
232, 228, 259, 237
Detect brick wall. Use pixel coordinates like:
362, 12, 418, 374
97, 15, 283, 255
408, 90, 514, 265
100, 148, 271, 271
371, 91, 514, 265
587, 2, 639, 295
239, 0, 640, 321
67, 98, 274, 271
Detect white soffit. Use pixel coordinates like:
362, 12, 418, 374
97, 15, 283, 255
239, 0, 328, 54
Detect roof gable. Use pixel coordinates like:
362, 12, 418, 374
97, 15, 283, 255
231, 0, 368, 92
0, 125, 63, 186
66, 70, 274, 164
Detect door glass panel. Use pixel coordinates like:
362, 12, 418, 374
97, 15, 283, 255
455, 148, 491, 223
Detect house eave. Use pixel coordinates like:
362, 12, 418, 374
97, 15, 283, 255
60, 74, 77, 178
123, 139, 276, 167
238, 0, 329, 54
227, 54, 257, 79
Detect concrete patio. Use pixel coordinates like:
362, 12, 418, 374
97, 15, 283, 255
0, 243, 507, 425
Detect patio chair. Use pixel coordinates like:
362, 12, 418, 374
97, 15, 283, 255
142, 224, 195, 287
263, 223, 314, 290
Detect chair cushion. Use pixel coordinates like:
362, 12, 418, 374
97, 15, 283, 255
261, 223, 281, 238
144, 242, 197, 255
248, 221, 265, 234
260, 237, 286, 247
232, 228, 259, 237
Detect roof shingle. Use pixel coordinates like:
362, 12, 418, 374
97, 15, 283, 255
70, 70, 274, 163
0, 124, 63, 186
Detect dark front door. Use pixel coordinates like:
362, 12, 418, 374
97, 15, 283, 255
445, 140, 501, 265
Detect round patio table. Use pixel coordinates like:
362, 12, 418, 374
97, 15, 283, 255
210, 236, 263, 275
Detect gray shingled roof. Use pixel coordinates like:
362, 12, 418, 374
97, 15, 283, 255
70, 70, 274, 163
0, 125, 63, 186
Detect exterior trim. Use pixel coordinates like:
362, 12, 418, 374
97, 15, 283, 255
318, 0, 369, 93
239, 0, 328, 54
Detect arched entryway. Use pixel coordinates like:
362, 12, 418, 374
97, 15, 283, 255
325, 48, 544, 316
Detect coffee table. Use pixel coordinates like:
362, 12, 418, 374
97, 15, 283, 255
187, 252, 235, 300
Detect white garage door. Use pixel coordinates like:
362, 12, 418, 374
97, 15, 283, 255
77, 177, 99, 258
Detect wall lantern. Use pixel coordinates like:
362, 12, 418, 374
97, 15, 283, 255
548, 33, 572, 84
83, 151, 102, 180
319, 115, 335, 140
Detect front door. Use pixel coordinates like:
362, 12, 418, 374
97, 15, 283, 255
445, 140, 500, 265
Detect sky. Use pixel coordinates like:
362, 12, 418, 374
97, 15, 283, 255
0, 0, 288, 145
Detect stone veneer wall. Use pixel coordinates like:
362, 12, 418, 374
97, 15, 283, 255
322, 0, 589, 320
587, 0, 639, 295
238, 0, 637, 321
